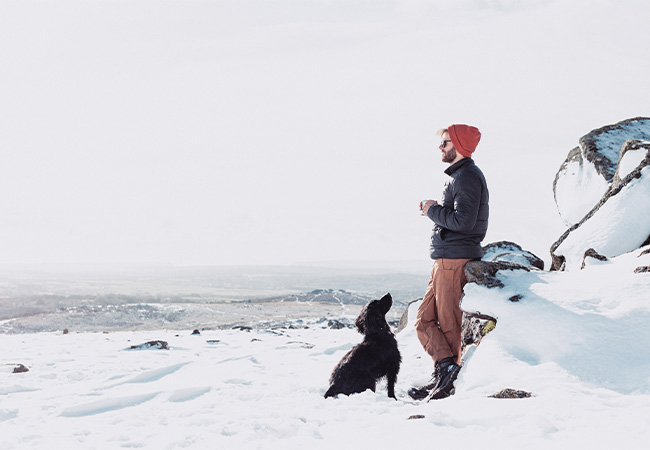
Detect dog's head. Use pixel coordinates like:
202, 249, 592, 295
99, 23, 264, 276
355, 293, 392, 335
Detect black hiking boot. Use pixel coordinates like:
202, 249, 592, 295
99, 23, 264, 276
407, 364, 442, 400
427, 359, 461, 401
407, 356, 456, 400
407, 383, 436, 400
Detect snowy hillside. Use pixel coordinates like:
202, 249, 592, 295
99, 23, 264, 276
3, 247, 650, 449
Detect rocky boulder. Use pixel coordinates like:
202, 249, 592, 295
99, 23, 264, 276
396, 300, 496, 359
463, 241, 543, 289
482, 241, 544, 270
553, 117, 650, 226
461, 311, 497, 354
551, 140, 650, 271
5, 363, 30, 373
580, 248, 608, 269
128, 340, 169, 350
489, 388, 533, 399
465, 260, 534, 288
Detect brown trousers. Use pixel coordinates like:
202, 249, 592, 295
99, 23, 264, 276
415, 258, 470, 365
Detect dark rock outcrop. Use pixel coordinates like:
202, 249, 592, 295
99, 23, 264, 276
129, 340, 169, 350
489, 388, 533, 399
396, 299, 496, 358
459, 241, 543, 298
326, 319, 348, 330
579, 118, 650, 180
581, 248, 608, 269
635, 266, 650, 273
11, 364, 29, 373
461, 311, 497, 353
482, 241, 544, 270
465, 260, 534, 289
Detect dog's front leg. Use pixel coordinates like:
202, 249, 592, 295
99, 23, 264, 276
387, 384, 396, 399
386, 371, 398, 399
385, 357, 401, 399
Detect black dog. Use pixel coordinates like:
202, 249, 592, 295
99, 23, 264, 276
324, 293, 401, 399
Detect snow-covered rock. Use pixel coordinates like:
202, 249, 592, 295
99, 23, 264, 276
553, 117, 650, 226
580, 248, 608, 269
128, 340, 169, 350
3, 364, 29, 374
489, 388, 533, 399
481, 241, 544, 270
463, 241, 543, 289
551, 141, 650, 270
465, 260, 535, 289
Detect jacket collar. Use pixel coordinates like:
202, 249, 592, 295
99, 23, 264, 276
445, 157, 474, 176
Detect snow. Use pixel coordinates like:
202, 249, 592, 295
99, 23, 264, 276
554, 158, 609, 226
555, 166, 650, 270
618, 143, 649, 180
3, 249, 650, 449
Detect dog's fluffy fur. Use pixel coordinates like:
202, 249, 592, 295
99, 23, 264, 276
324, 293, 401, 399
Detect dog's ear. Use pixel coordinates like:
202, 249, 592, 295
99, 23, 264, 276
355, 305, 367, 334
365, 309, 388, 334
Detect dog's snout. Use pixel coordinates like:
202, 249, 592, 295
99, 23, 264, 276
379, 293, 392, 310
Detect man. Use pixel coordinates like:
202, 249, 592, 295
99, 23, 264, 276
408, 124, 489, 401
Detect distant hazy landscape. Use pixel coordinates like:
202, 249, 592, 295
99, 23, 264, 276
0, 263, 428, 333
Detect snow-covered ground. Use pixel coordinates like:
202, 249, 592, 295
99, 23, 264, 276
2, 247, 650, 449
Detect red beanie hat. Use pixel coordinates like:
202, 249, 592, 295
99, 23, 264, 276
448, 124, 481, 158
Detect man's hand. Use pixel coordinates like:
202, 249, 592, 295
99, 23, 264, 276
420, 199, 438, 216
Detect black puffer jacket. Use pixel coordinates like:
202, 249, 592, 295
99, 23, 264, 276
427, 158, 489, 259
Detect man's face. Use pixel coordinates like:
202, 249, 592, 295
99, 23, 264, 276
440, 133, 457, 163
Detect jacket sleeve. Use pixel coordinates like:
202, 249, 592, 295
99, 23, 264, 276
427, 173, 481, 232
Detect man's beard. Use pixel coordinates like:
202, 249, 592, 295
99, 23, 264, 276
442, 147, 457, 163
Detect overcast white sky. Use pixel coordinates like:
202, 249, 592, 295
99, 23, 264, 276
1, 0, 648, 267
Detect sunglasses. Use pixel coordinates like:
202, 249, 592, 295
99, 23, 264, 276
440, 139, 452, 148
